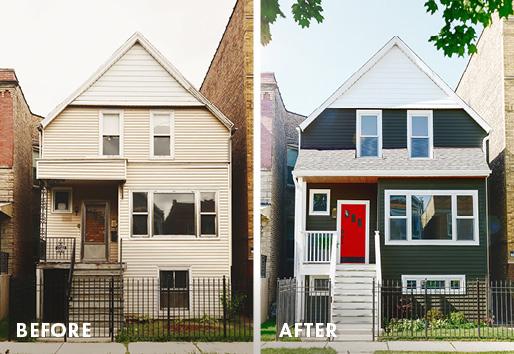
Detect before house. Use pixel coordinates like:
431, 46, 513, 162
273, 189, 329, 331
36, 33, 234, 329
291, 37, 491, 339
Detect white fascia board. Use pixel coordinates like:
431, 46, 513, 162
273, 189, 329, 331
299, 36, 491, 134
292, 169, 491, 177
42, 32, 233, 131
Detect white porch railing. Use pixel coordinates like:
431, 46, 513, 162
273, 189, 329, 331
304, 231, 337, 263
374, 230, 382, 284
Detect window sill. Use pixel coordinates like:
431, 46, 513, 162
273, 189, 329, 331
126, 236, 221, 241
385, 240, 479, 246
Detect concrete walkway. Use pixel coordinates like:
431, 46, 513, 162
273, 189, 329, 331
262, 340, 514, 353
0, 341, 253, 354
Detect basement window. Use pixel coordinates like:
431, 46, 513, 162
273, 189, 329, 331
401, 275, 466, 294
159, 270, 189, 310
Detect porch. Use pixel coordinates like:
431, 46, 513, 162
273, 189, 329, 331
38, 180, 123, 265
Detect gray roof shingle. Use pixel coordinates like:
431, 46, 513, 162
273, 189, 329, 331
294, 148, 490, 176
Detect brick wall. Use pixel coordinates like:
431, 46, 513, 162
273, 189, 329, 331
200, 0, 254, 286
0, 69, 40, 277
0, 90, 14, 167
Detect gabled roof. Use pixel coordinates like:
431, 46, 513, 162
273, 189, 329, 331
42, 32, 233, 130
299, 36, 491, 133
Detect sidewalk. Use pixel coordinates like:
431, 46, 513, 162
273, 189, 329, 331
0, 341, 253, 354
262, 340, 514, 353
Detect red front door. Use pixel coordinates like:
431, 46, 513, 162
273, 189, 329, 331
340, 203, 367, 263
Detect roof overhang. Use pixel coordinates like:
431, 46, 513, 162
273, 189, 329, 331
293, 170, 491, 178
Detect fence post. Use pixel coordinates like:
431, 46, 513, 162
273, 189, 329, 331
477, 278, 481, 338
424, 278, 428, 340
110, 276, 114, 342
7, 276, 12, 341
222, 275, 227, 338
167, 276, 170, 337
276, 279, 280, 341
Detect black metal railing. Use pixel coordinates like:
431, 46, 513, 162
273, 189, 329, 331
41, 237, 76, 262
377, 279, 514, 340
63, 239, 76, 341
276, 278, 331, 339
0, 251, 8, 273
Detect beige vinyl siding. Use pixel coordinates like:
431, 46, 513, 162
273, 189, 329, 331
72, 44, 201, 106
119, 163, 230, 278
37, 159, 126, 180
43, 107, 229, 162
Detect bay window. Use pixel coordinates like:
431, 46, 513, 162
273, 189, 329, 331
385, 190, 479, 245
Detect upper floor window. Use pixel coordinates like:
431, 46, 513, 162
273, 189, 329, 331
408, 110, 433, 159
151, 111, 174, 158
100, 111, 122, 156
356, 110, 382, 158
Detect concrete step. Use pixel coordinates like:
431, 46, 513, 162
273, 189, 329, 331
335, 271, 376, 278
333, 302, 374, 310
336, 264, 376, 271
333, 315, 374, 324
333, 294, 373, 303
334, 288, 373, 296
333, 282, 375, 290
332, 309, 377, 317
335, 277, 374, 284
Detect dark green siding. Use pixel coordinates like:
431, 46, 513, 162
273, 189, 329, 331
301, 109, 355, 149
433, 110, 486, 147
382, 110, 407, 148
301, 109, 486, 149
378, 178, 488, 280
306, 183, 378, 262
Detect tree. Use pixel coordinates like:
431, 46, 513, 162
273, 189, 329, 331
261, 0, 514, 57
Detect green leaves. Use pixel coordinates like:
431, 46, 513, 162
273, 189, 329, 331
261, 0, 324, 45
425, 0, 514, 57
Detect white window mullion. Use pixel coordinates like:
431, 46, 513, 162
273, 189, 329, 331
451, 194, 457, 241
149, 192, 153, 238
406, 192, 412, 241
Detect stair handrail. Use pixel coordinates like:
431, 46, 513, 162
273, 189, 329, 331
329, 231, 338, 323
374, 230, 382, 284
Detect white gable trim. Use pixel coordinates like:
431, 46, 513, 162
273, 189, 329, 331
42, 32, 233, 130
299, 36, 491, 133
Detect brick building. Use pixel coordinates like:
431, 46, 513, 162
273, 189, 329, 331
0, 69, 41, 278
457, 16, 514, 280
200, 0, 254, 291
260, 73, 304, 320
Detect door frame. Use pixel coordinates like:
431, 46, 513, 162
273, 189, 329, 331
336, 200, 370, 264
81, 200, 110, 262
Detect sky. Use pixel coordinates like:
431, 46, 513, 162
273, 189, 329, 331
0, 0, 235, 116
262, 0, 478, 116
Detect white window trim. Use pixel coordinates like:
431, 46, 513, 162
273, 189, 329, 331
150, 110, 175, 159
407, 110, 433, 159
129, 190, 220, 239
99, 110, 124, 157
401, 274, 466, 295
199, 192, 218, 238
356, 110, 382, 158
52, 187, 73, 214
157, 267, 192, 312
130, 192, 150, 238
384, 189, 479, 246
309, 189, 330, 216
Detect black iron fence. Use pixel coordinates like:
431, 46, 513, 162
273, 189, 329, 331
40, 237, 76, 262
8, 275, 252, 342
276, 278, 331, 339
0, 251, 8, 273
379, 279, 514, 340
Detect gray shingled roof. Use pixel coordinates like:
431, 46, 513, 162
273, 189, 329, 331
294, 148, 490, 176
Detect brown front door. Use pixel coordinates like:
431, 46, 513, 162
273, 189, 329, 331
82, 202, 108, 262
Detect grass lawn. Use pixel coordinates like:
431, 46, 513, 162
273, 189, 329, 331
262, 349, 336, 354
261, 319, 301, 342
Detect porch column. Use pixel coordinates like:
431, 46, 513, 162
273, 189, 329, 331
293, 177, 306, 278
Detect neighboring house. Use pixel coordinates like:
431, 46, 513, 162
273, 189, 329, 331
292, 37, 491, 339
200, 0, 254, 293
260, 73, 304, 321
36, 33, 233, 323
457, 16, 514, 280
0, 69, 41, 278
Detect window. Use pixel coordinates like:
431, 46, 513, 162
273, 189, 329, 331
151, 111, 173, 157
287, 147, 298, 186
159, 270, 189, 310
261, 255, 267, 278
309, 276, 330, 296
132, 192, 149, 237
357, 110, 382, 157
408, 110, 433, 158
200, 192, 217, 237
309, 189, 330, 216
385, 190, 479, 245
154, 193, 195, 236
52, 188, 72, 213
100, 111, 122, 156
401, 275, 466, 294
